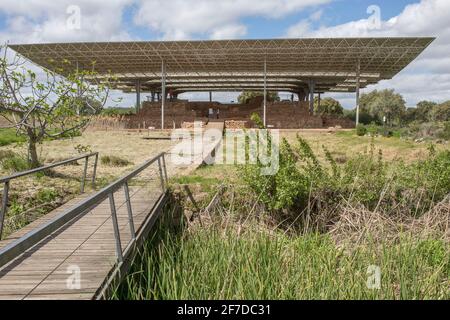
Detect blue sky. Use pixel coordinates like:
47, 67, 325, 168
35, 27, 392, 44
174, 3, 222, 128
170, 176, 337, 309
0, 0, 449, 108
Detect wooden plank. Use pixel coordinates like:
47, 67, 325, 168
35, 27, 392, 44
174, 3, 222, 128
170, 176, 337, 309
0, 184, 161, 300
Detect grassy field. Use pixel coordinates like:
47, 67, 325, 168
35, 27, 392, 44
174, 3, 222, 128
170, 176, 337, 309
281, 129, 447, 163
0, 128, 26, 146
1, 128, 449, 299
114, 130, 449, 300
115, 222, 448, 300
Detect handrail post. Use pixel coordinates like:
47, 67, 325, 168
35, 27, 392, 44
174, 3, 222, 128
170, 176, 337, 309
80, 156, 89, 193
157, 157, 165, 192
92, 153, 99, 188
108, 192, 123, 263
0, 181, 10, 239
162, 153, 168, 185
123, 182, 136, 240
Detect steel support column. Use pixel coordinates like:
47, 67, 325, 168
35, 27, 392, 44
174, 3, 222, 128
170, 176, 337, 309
356, 60, 361, 126
136, 80, 141, 113
318, 92, 321, 111
161, 61, 166, 130
308, 80, 315, 115
263, 57, 267, 128
209, 91, 212, 102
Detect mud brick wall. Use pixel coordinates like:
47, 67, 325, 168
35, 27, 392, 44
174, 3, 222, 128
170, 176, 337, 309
322, 116, 355, 129
89, 99, 354, 130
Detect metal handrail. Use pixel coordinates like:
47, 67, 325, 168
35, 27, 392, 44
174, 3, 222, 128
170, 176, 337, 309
0, 152, 99, 239
0, 152, 167, 269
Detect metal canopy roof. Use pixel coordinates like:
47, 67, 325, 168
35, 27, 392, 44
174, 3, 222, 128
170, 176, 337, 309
9, 37, 434, 94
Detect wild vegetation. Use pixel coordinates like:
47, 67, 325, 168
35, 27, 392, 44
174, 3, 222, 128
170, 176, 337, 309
114, 130, 449, 300
343, 89, 450, 141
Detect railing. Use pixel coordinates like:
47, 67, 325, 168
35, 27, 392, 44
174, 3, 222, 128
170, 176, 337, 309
0, 152, 99, 239
0, 152, 168, 270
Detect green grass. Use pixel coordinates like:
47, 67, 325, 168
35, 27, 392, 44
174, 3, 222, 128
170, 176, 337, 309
171, 164, 237, 193
100, 155, 133, 167
0, 128, 26, 146
114, 223, 449, 300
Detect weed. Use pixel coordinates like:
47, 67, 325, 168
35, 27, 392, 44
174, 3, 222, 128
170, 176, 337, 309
101, 155, 132, 167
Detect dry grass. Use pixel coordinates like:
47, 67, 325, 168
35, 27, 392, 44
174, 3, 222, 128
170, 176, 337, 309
328, 196, 450, 247
0, 130, 177, 179
280, 129, 449, 163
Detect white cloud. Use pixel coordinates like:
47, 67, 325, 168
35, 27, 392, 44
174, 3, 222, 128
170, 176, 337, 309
0, 0, 134, 44
134, 0, 331, 40
286, 0, 450, 107
210, 24, 247, 40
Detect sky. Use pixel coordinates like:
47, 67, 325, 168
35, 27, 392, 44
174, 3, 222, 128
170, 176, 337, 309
0, 0, 449, 109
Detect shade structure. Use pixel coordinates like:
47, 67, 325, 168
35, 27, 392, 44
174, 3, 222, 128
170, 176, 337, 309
9, 37, 434, 95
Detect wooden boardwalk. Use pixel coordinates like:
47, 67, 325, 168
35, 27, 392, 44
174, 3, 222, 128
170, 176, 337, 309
0, 182, 162, 300
0, 122, 225, 300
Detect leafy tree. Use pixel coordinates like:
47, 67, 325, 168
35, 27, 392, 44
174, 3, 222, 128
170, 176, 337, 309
313, 97, 343, 115
0, 45, 114, 168
359, 90, 380, 116
431, 101, 450, 122
359, 89, 405, 126
415, 101, 437, 122
238, 91, 279, 104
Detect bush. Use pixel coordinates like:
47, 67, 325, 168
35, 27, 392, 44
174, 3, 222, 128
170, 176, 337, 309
356, 124, 367, 136
240, 134, 450, 217
101, 155, 132, 167
436, 121, 450, 140
101, 107, 136, 116
0, 152, 28, 172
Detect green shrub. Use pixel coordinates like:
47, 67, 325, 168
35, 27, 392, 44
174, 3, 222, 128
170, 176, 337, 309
436, 121, 450, 140
101, 155, 132, 167
101, 107, 136, 116
0, 152, 28, 172
240, 133, 450, 216
356, 124, 367, 136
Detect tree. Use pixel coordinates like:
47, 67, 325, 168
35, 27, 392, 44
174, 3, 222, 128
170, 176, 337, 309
238, 91, 279, 104
431, 101, 450, 122
0, 45, 114, 168
358, 89, 405, 126
313, 97, 343, 115
415, 100, 437, 122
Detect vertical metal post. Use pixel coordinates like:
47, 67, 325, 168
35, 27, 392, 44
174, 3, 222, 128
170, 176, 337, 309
108, 193, 123, 263
309, 80, 315, 115
80, 156, 89, 193
318, 92, 321, 111
123, 182, 136, 240
209, 91, 212, 102
91, 153, 98, 188
157, 157, 165, 192
161, 60, 166, 130
76, 61, 81, 116
161, 153, 168, 185
136, 79, 141, 113
263, 57, 267, 128
356, 60, 361, 126
0, 181, 10, 239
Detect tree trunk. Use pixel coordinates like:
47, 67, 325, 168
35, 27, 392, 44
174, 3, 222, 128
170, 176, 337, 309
28, 139, 40, 169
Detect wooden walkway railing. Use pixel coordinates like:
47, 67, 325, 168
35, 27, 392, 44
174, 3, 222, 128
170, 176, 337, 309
0, 122, 226, 299
0, 152, 99, 239
0, 153, 168, 299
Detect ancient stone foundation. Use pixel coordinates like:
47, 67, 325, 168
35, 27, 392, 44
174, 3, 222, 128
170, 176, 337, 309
90, 98, 354, 130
